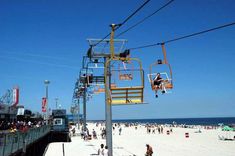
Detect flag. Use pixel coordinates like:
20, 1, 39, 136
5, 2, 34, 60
12, 87, 19, 107
42, 97, 47, 112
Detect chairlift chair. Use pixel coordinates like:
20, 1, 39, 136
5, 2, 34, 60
105, 25, 145, 105
148, 44, 173, 94
79, 68, 93, 85
85, 58, 105, 85
105, 57, 145, 105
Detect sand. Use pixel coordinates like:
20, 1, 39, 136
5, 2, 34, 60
44, 123, 235, 156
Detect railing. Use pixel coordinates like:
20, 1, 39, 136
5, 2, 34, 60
0, 125, 51, 156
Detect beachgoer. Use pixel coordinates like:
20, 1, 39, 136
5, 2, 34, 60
145, 144, 153, 156
158, 126, 161, 134
72, 127, 75, 136
113, 126, 115, 135
98, 144, 104, 155
161, 126, 163, 134
92, 129, 97, 139
83, 130, 87, 140
103, 145, 108, 156
101, 128, 106, 139
119, 127, 122, 135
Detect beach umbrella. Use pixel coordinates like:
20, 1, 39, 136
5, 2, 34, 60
221, 126, 234, 140
222, 126, 233, 131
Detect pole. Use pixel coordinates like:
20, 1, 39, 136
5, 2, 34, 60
105, 58, 113, 156
77, 101, 80, 130
105, 24, 116, 156
44, 80, 50, 125
62, 143, 65, 156
55, 98, 58, 109
45, 84, 49, 124
83, 83, 87, 132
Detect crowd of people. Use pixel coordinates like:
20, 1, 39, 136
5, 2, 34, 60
146, 125, 165, 134
71, 122, 156, 155
74, 122, 223, 155
0, 120, 45, 133
72, 122, 228, 156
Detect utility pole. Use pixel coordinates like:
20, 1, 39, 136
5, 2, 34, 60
44, 80, 50, 124
105, 57, 113, 156
85, 30, 127, 156
55, 98, 58, 109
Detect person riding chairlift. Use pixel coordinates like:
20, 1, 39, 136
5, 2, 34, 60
120, 50, 130, 69
153, 73, 166, 98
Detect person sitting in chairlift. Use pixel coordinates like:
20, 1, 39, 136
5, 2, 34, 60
120, 50, 130, 69
153, 73, 165, 98
88, 74, 93, 84
119, 49, 130, 58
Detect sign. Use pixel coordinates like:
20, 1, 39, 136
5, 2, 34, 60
52, 109, 66, 117
42, 97, 47, 112
12, 87, 19, 107
119, 74, 133, 80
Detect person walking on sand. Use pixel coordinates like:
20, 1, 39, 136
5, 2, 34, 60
119, 127, 122, 135
103, 145, 108, 156
145, 144, 153, 156
158, 126, 161, 134
98, 144, 104, 155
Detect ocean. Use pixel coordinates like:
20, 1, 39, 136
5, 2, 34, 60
90, 117, 235, 125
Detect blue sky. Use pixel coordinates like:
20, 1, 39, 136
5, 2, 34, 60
0, 0, 235, 119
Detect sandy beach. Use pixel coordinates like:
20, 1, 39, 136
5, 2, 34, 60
44, 123, 235, 156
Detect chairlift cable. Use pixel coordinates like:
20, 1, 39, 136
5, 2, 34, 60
115, 0, 151, 31
163, 21, 235, 44
91, 0, 151, 47
128, 21, 235, 50
116, 0, 175, 38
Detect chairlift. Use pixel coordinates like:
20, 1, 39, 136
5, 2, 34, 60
148, 44, 173, 95
85, 57, 105, 85
76, 88, 84, 98
105, 25, 145, 105
105, 57, 145, 105
79, 68, 93, 85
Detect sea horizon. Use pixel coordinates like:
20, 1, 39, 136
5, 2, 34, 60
88, 116, 235, 125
